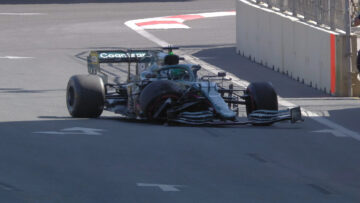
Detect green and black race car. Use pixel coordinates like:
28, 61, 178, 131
66, 47, 303, 126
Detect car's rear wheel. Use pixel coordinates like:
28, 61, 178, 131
139, 80, 182, 120
245, 82, 278, 125
66, 74, 105, 118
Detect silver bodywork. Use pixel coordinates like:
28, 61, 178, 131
86, 49, 303, 125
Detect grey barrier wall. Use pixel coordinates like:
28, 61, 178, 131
236, 0, 360, 96
253, 0, 358, 31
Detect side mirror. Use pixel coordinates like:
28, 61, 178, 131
218, 72, 226, 77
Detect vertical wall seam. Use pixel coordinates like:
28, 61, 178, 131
330, 34, 336, 94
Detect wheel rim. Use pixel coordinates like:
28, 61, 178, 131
147, 94, 179, 119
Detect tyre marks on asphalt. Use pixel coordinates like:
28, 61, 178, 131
307, 183, 332, 195
137, 183, 184, 192
0, 88, 64, 94
244, 153, 335, 196
0, 181, 21, 192
33, 127, 105, 136
201, 128, 222, 137
246, 153, 268, 163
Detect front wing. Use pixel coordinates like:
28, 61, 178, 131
168, 107, 303, 126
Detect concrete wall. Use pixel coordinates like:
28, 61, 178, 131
236, 0, 360, 96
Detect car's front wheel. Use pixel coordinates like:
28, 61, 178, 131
245, 82, 278, 125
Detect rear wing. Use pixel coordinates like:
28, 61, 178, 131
87, 50, 150, 78
86, 48, 179, 82
88, 50, 149, 69
88, 50, 148, 64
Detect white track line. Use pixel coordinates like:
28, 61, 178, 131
0, 56, 34, 59
198, 11, 236, 18
125, 12, 360, 141
125, 21, 168, 47
0, 13, 46, 16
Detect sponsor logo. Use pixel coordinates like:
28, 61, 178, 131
99, 52, 146, 59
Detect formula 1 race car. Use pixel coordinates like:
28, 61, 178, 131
66, 47, 303, 126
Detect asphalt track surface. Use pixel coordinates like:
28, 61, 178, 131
0, 1, 360, 202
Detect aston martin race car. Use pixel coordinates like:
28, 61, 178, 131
66, 47, 303, 125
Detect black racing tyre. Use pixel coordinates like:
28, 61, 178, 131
245, 82, 278, 116
139, 80, 182, 119
66, 75, 105, 118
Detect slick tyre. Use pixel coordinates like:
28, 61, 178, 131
139, 80, 182, 119
245, 82, 278, 116
66, 75, 105, 118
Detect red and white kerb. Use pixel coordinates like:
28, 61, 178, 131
127, 11, 236, 30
